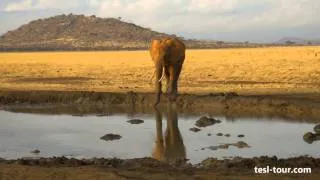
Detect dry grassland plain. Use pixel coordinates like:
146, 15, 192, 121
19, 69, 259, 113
0, 46, 320, 95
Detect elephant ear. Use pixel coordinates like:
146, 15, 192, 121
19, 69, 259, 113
150, 39, 171, 58
150, 40, 161, 61
151, 39, 161, 49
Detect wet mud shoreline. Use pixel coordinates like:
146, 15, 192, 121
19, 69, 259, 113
1, 90, 320, 122
1, 156, 320, 179
1, 90, 320, 179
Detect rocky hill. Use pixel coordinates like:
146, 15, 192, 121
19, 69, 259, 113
0, 14, 266, 51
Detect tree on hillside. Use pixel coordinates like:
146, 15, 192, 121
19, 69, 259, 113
217, 41, 224, 45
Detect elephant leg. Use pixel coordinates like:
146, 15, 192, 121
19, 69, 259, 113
155, 107, 163, 143
171, 74, 178, 102
171, 56, 185, 102
176, 57, 184, 79
152, 107, 164, 161
166, 103, 178, 143
168, 65, 176, 102
165, 65, 170, 95
154, 61, 163, 107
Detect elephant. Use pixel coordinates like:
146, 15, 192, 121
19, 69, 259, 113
149, 37, 186, 106
152, 104, 186, 165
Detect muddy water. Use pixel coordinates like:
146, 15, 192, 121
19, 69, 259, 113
0, 107, 319, 164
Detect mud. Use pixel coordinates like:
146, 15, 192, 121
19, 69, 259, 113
127, 119, 144, 124
303, 124, 320, 144
195, 116, 221, 127
30, 149, 40, 154
215, 133, 242, 137
10, 77, 93, 84
100, 134, 122, 141
2, 90, 320, 123
303, 132, 320, 143
314, 124, 320, 133
217, 133, 223, 136
189, 127, 201, 132
205, 141, 250, 151
0, 156, 319, 180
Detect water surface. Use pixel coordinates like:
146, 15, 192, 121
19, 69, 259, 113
0, 108, 319, 164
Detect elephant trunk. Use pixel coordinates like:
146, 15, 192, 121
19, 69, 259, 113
154, 60, 164, 107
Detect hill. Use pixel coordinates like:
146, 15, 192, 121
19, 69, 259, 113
0, 14, 267, 51
276, 37, 320, 45
0, 14, 171, 51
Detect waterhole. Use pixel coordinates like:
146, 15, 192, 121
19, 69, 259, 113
0, 107, 319, 164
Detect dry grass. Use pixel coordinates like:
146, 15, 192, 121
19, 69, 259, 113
0, 46, 320, 95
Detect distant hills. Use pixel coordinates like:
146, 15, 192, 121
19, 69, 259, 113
0, 14, 317, 51
276, 37, 320, 45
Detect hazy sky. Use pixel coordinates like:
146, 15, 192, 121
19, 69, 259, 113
0, 0, 319, 42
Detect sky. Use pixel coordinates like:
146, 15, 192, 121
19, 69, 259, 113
0, 0, 319, 43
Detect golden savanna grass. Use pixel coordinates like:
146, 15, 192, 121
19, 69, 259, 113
0, 46, 320, 95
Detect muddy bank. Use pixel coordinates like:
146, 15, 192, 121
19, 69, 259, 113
0, 156, 319, 180
1, 90, 320, 122
2, 156, 320, 170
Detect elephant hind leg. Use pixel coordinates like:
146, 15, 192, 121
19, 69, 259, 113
176, 55, 185, 79
168, 58, 184, 102
167, 64, 178, 102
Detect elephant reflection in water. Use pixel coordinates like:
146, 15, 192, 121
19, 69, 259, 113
152, 104, 186, 164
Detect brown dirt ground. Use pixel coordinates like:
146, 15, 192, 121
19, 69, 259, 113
1, 156, 320, 180
1, 47, 320, 179
1, 90, 320, 122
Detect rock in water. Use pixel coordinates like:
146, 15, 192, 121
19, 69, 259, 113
30, 149, 40, 154
195, 116, 221, 127
189, 127, 201, 132
216, 133, 223, 136
303, 132, 315, 139
206, 141, 250, 151
302, 132, 320, 144
235, 141, 250, 148
237, 134, 245, 138
100, 134, 122, 141
314, 124, 320, 133
127, 119, 144, 124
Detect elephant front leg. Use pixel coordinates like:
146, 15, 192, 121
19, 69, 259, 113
154, 62, 163, 107
155, 107, 163, 141
164, 65, 170, 95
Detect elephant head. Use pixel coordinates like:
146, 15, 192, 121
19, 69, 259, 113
149, 37, 186, 106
